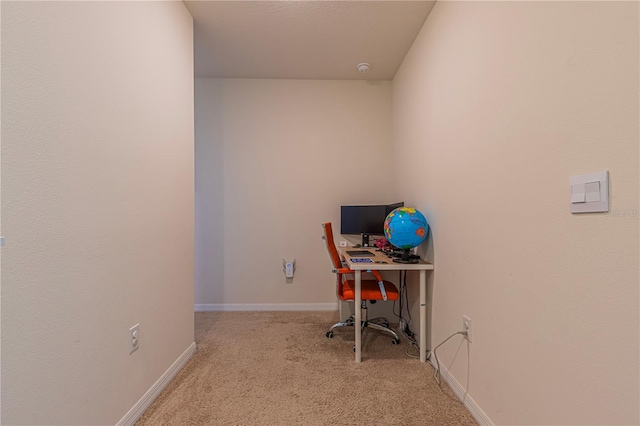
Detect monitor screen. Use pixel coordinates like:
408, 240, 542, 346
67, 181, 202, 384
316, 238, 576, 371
340, 202, 405, 236
385, 202, 404, 216
340, 205, 386, 235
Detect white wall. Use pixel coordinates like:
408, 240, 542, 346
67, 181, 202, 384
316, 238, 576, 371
1, 2, 194, 424
195, 78, 394, 307
393, 2, 639, 425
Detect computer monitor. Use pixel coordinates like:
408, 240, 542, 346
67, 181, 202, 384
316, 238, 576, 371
385, 202, 404, 216
340, 202, 404, 247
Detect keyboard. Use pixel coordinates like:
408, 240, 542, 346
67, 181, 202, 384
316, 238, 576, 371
346, 250, 374, 257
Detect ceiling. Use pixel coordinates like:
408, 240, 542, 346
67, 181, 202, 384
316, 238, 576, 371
183, 1, 437, 80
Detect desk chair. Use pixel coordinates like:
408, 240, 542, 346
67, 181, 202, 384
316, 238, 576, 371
321, 222, 400, 349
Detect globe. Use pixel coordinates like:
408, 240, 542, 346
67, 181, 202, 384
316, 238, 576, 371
383, 207, 429, 254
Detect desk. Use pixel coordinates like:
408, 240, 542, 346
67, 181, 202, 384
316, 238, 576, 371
341, 247, 434, 363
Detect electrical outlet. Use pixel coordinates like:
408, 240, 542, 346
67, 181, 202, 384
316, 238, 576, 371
462, 315, 472, 342
129, 323, 140, 354
339, 240, 348, 247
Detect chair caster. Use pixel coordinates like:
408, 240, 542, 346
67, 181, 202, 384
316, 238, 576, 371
382, 321, 390, 328
326, 331, 334, 338
391, 338, 400, 345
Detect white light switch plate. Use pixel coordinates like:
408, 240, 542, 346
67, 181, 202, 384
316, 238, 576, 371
570, 171, 609, 213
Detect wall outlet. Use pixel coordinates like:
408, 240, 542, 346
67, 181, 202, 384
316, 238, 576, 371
129, 323, 140, 354
462, 315, 472, 343
339, 240, 348, 247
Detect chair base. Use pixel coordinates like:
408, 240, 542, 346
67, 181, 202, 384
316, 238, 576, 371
326, 315, 400, 344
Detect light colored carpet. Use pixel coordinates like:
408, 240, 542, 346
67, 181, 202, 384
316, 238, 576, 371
136, 311, 477, 426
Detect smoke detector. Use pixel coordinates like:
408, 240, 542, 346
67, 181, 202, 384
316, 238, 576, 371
357, 63, 371, 73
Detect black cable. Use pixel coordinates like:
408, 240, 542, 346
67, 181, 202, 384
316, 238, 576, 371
403, 271, 412, 324
396, 271, 403, 322
396, 271, 411, 326
392, 299, 400, 320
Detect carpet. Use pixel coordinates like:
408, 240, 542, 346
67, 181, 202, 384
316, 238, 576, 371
135, 311, 477, 425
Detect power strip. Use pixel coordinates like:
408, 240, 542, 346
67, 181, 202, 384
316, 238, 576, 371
403, 328, 417, 344
398, 322, 418, 345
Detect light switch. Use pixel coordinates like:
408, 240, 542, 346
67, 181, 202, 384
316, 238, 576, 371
569, 171, 609, 213
571, 184, 586, 203
585, 181, 600, 202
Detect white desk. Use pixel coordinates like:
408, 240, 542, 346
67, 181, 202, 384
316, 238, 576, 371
341, 247, 434, 363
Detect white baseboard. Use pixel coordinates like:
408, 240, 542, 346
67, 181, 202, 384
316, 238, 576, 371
116, 342, 196, 426
429, 358, 494, 426
194, 303, 338, 312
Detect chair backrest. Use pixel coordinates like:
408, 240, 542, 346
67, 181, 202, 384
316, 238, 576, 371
322, 222, 343, 270
322, 222, 389, 302
322, 222, 349, 300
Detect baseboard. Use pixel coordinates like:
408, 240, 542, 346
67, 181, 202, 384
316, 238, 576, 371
116, 342, 196, 426
429, 358, 494, 426
194, 303, 339, 312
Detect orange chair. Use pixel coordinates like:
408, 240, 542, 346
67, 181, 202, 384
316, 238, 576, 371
321, 222, 400, 348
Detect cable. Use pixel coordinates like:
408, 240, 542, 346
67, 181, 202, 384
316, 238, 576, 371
392, 270, 420, 354
403, 271, 412, 324
399, 271, 404, 314
397, 271, 417, 343
432, 330, 467, 385
392, 272, 402, 321
404, 342, 420, 359
392, 299, 399, 319
388, 272, 416, 359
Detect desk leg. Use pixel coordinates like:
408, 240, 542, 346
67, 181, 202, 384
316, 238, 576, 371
355, 270, 362, 363
420, 269, 427, 363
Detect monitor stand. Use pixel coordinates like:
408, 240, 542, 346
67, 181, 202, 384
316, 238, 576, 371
361, 234, 371, 247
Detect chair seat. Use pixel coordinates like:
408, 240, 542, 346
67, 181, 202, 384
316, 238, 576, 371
340, 279, 399, 302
